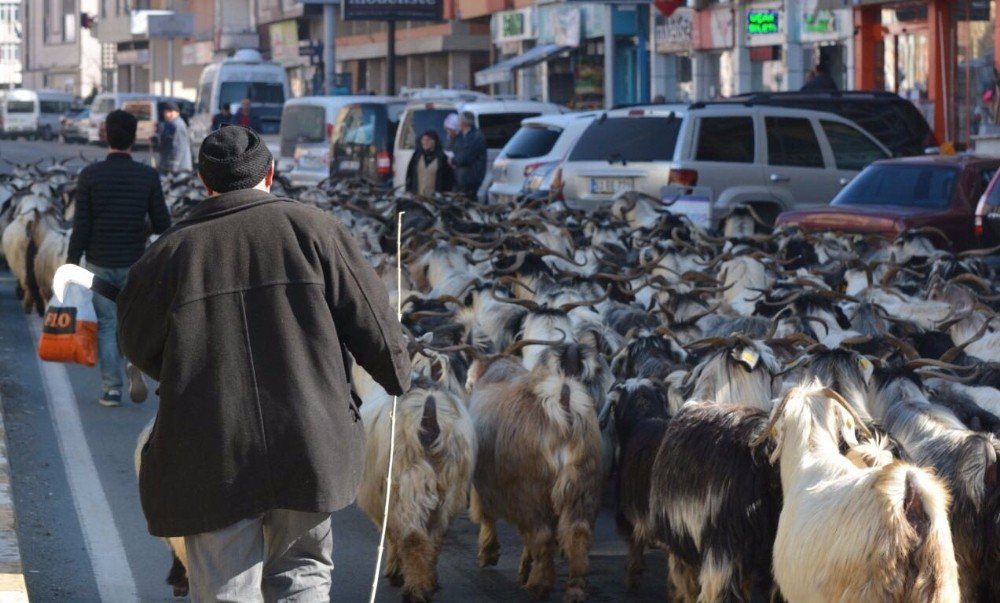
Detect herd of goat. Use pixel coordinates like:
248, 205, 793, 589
4, 158, 1000, 602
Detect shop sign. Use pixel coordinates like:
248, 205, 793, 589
269, 20, 300, 65
800, 9, 848, 42
494, 8, 534, 44
181, 40, 214, 66
342, 0, 443, 22
747, 10, 779, 35
692, 7, 733, 51
654, 7, 692, 54
552, 8, 581, 49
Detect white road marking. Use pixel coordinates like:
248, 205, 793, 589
27, 318, 138, 601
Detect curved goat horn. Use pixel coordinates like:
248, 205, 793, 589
558, 286, 611, 313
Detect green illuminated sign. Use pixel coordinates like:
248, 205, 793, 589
502, 12, 525, 38
747, 10, 779, 35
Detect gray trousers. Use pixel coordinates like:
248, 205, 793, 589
184, 510, 334, 603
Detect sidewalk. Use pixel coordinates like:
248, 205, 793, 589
0, 395, 27, 602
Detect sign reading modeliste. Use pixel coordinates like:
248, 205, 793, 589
343, 0, 442, 21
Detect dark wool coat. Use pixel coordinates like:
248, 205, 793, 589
118, 188, 411, 537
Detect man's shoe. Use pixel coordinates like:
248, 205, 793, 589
99, 390, 122, 408
127, 364, 148, 403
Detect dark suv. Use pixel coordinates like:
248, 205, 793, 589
723, 91, 937, 157
329, 100, 406, 187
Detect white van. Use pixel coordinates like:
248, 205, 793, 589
89, 92, 153, 144
279, 95, 394, 187
0, 89, 75, 140
393, 99, 565, 199
190, 49, 290, 159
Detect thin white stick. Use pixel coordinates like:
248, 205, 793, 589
370, 210, 404, 603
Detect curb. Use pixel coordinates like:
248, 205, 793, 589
0, 394, 28, 602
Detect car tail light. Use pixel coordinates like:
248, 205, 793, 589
975, 220, 984, 239
550, 167, 564, 201
668, 168, 698, 187
628, 109, 644, 117
376, 151, 392, 175
523, 162, 544, 177
326, 123, 334, 139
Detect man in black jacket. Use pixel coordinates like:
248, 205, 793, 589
117, 126, 410, 600
67, 109, 170, 407
450, 111, 487, 196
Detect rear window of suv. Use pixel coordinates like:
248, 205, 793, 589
569, 116, 681, 162
479, 113, 540, 149
503, 125, 562, 159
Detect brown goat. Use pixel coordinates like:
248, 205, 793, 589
467, 353, 603, 602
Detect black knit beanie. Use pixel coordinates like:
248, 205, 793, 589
198, 125, 273, 193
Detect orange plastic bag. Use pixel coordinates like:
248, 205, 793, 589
37, 283, 98, 367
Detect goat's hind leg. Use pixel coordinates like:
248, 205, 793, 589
558, 516, 593, 603
523, 525, 556, 600
668, 552, 700, 603
470, 488, 500, 567
385, 535, 404, 587
399, 533, 436, 603
697, 552, 740, 603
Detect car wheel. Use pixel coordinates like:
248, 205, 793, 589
746, 203, 782, 231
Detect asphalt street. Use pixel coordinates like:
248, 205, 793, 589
0, 138, 668, 602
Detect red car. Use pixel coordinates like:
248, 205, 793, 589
776, 155, 1000, 251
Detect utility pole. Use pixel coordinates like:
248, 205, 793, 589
387, 21, 396, 95
604, 4, 614, 108
324, 3, 336, 94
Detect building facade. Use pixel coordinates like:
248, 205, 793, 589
21, 0, 102, 98
0, 0, 21, 89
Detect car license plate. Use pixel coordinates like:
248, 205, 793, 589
590, 177, 634, 195
339, 159, 360, 172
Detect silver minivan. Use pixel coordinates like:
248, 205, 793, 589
559, 104, 891, 228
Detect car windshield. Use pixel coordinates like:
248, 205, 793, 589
219, 82, 285, 106
282, 105, 326, 143
832, 164, 958, 210
6, 100, 33, 113
569, 115, 681, 162
402, 108, 453, 150
503, 125, 562, 159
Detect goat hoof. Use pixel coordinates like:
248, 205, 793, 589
401, 589, 430, 603
172, 584, 189, 598
526, 583, 551, 600
478, 550, 499, 568
563, 586, 586, 603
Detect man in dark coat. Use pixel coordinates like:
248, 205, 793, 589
117, 125, 411, 600
450, 111, 487, 196
801, 62, 838, 92
67, 109, 169, 407
156, 101, 193, 173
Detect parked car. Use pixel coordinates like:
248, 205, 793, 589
281, 95, 397, 187
0, 89, 74, 140
725, 90, 938, 157
974, 161, 1000, 247
329, 99, 407, 187
488, 112, 598, 204
60, 107, 91, 143
89, 92, 154, 144
558, 103, 891, 228
776, 155, 1000, 251
190, 49, 290, 158
393, 99, 565, 198
121, 97, 194, 147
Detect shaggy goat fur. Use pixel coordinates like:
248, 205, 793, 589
467, 355, 603, 602
770, 382, 960, 603
357, 383, 476, 602
649, 402, 781, 602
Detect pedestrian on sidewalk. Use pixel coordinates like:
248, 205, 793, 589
117, 125, 411, 601
66, 109, 168, 407
450, 111, 487, 197
405, 129, 454, 196
235, 97, 263, 132
156, 101, 193, 174
211, 102, 233, 131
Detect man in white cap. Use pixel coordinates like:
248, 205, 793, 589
443, 112, 460, 152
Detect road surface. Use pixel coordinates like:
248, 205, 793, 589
0, 134, 668, 602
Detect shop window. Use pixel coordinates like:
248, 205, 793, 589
820, 120, 887, 171
696, 117, 754, 163
766, 117, 823, 168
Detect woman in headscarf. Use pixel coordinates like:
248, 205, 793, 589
405, 129, 454, 196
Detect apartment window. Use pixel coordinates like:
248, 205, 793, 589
63, 0, 77, 43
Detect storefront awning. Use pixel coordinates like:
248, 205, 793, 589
475, 44, 570, 87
